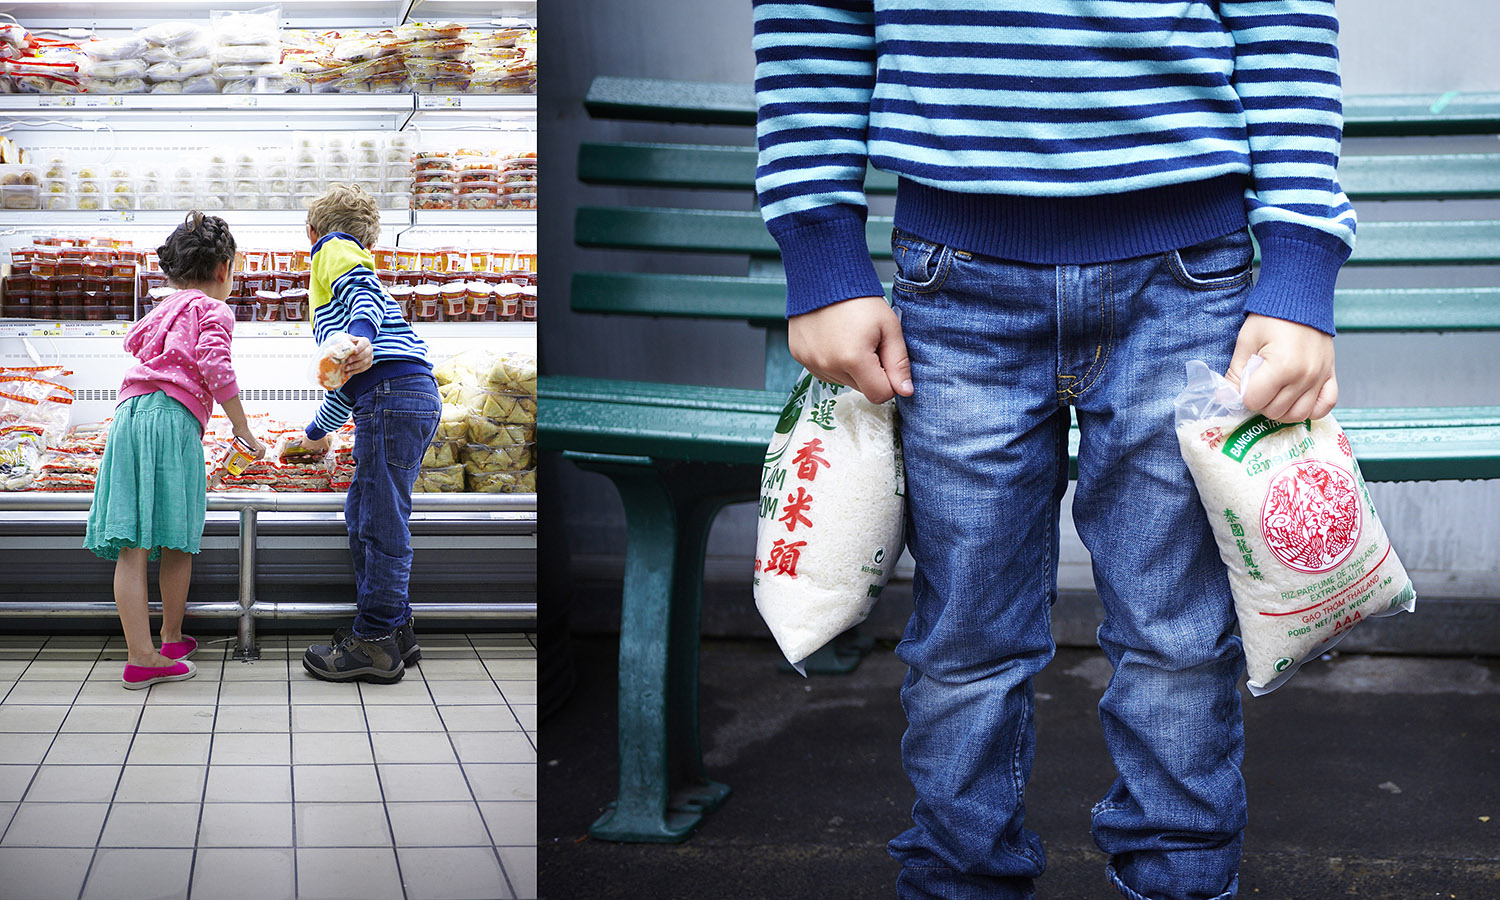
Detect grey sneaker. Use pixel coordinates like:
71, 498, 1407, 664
332, 619, 420, 665
303, 633, 405, 684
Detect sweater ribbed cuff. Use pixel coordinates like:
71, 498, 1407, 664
1244, 223, 1353, 336
210, 380, 240, 405
768, 211, 886, 317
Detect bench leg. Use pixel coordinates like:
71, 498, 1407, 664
573, 456, 752, 842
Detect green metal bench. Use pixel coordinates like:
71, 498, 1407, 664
538, 78, 1500, 843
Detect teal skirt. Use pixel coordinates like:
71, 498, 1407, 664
84, 392, 208, 561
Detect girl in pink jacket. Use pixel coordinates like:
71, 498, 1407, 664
85, 212, 266, 689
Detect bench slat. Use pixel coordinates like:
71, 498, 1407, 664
580, 141, 1500, 200
541, 376, 1500, 482
572, 273, 1500, 333
584, 76, 1500, 137
576, 206, 1500, 265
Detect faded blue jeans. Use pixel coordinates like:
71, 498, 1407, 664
347, 373, 441, 638
887, 226, 1252, 900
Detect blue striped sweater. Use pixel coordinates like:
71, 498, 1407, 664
306, 232, 432, 440
753, 0, 1356, 334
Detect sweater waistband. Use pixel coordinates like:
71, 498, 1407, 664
893, 174, 1249, 265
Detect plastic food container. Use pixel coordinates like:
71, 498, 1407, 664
254, 290, 282, 321
389, 284, 415, 319
465, 282, 492, 319
413, 191, 455, 210
1, 184, 41, 210
413, 284, 441, 321
440, 283, 467, 321
42, 193, 72, 211
282, 288, 308, 321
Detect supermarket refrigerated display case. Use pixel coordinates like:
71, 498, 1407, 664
0, 1, 537, 633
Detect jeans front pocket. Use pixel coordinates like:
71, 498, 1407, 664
891, 229, 953, 294
1169, 227, 1254, 291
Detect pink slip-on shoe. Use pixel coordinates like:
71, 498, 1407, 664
121, 659, 197, 690
161, 635, 198, 660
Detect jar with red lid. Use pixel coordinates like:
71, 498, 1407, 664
254, 290, 282, 321
273, 272, 297, 294
272, 250, 296, 272
389, 284, 415, 319
282, 288, 309, 322
376, 269, 397, 289
420, 269, 444, 286
242, 273, 270, 294
413, 284, 441, 322
242, 250, 270, 273
440, 283, 467, 321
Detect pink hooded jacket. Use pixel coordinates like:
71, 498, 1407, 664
116, 289, 240, 430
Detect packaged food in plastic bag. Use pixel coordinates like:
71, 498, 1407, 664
1174, 358, 1416, 695
310, 332, 358, 391
752, 371, 906, 674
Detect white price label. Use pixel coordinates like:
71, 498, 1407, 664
30, 325, 63, 337
38, 96, 77, 108
82, 95, 125, 108
419, 95, 463, 110
99, 212, 135, 223
229, 97, 259, 108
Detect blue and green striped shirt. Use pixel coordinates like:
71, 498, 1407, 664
754, 0, 1356, 334
306, 232, 431, 440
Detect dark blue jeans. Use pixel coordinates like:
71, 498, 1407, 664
347, 373, 441, 638
887, 227, 1253, 900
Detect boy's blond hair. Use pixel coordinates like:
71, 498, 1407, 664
305, 184, 382, 250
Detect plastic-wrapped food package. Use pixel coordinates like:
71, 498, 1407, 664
1174, 359, 1416, 695
83, 36, 148, 61
181, 75, 220, 94
145, 61, 185, 83
210, 5, 282, 46
140, 22, 209, 48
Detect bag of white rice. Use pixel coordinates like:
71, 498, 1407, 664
752, 371, 905, 674
1175, 359, 1415, 695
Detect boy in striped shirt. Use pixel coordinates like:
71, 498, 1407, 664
755, 2, 1352, 898
298, 184, 440, 685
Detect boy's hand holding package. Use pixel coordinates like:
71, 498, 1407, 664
1226, 313, 1337, 422
789, 296, 913, 405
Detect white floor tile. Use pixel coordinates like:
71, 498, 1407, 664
113, 765, 207, 804
0, 705, 69, 732
398, 846, 512, 900
59, 705, 142, 733
478, 801, 536, 847
435, 705, 523, 733
293, 731, 375, 766
449, 732, 535, 765
1, 802, 109, 847
81, 848, 193, 900
463, 764, 535, 803
376, 764, 472, 802
0, 733, 54, 766
0, 765, 37, 802
41, 732, 133, 766
127, 733, 211, 767
204, 765, 292, 803
213, 705, 291, 733
296, 846, 404, 900
136, 705, 217, 733
362, 705, 443, 733
292, 704, 368, 732
291, 764, 384, 803
370, 732, 458, 766
99, 802, 201, 848
294, 801, 393, 848
497, 846, 538, 899
386, 801, 489, 847
197, 802, 293, 847
210, 732, 291, 766
0, 847, 93, 899
24, 764, 121, 802
190, 848, 295, 900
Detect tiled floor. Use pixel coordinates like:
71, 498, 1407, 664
0, 631, 537, 900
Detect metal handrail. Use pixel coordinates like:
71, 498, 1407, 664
0, 491, 539, 657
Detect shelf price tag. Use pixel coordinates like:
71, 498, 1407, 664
82, 96, 125, 108
98, 212, 136, 224
38, 96, 77, 108
30, 325, 63, 337
229, 97, 259, 108
419, 95, 463, 110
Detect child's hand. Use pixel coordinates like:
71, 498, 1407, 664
789, 296, 913, 404
344, 336, 374, 378
1225, 313, 1338, 422
298, 432, 333, 455
234, 429, 268, 460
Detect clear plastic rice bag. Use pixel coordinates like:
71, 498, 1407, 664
752, 371, 906, 674
309, 332, 357, 391
1174, 358, 1415, 695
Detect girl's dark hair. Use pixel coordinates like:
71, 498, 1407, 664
157, 211, 237, 286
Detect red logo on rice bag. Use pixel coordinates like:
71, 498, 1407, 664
1337, 432, 1352, 457
1260, 460, 1362, 574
